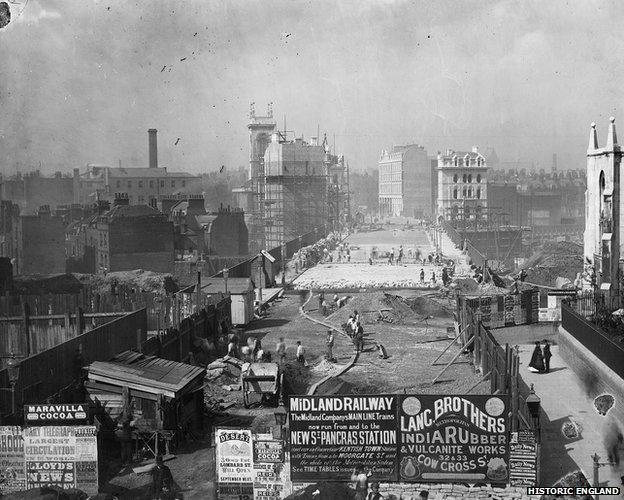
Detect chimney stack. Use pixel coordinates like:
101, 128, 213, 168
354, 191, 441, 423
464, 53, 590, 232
148, 128, 158, 168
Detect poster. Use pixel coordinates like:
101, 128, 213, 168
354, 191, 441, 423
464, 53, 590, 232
398, 395, 509, 483
253, 440, 284, 464
288, 395, 398, 481
23, 426, 98, 496
253, 439, 287, 500
509, 431, 538, 487
216, 428, 254, 500
24, 404, 88, 425
0, 426, 25, 494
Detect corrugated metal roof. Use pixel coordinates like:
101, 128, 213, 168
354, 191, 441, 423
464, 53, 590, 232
86, 351, 205, 398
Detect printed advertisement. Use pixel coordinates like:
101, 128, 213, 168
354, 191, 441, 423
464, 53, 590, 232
253, 440, 284, 464
0, 426, 25, 494
24, 404, 88, 425
398, 395, 509, 483
23, 426, 98, 495
217, 482, 253, 500
288, 395, 398, 481
509, 430, 538, 486
216, 428, 254, 484
253, 462, 287, 500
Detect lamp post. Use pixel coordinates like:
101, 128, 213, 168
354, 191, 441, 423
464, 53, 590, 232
1, 353, 21, 418
223, 268, 229, 295
526, 383, 541, 442
273, 405, 287, 442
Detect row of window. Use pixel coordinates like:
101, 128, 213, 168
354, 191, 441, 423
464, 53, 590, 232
453, 187, 482, 199
114, 179, 186, 189
453, 157, 484, 167
452, 173, 482, 184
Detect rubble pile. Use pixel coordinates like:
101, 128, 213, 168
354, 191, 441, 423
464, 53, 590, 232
203, 358, 243, 412
76, 270, 179, 295
523, 241, 583, 287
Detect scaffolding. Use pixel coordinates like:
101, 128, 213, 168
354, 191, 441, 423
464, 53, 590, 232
264, 173, 328, 250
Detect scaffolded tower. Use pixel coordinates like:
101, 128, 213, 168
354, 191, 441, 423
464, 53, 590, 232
247, 103, 277, 253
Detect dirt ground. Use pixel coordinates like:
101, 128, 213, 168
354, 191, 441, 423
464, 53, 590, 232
308, 291, 488, 396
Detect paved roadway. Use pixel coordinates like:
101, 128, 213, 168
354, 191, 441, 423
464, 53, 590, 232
519, 344, 623, 498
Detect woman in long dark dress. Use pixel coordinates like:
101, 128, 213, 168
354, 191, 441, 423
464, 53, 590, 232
528, 341, 545, 373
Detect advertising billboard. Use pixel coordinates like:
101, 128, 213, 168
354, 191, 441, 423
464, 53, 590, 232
288, 395, 399, 481
397, 395, 509, 483
23, 425, 98, 496
0, 426, 25, 494
216, 428, 254, 500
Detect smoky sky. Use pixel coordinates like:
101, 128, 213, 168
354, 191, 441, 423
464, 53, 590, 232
1, 0, 623, 175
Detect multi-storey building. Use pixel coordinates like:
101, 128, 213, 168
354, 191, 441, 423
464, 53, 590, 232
437, 147, 488, 222
378, 144, 432, 218
74, 129, 201, 206
263, 133, 329, 249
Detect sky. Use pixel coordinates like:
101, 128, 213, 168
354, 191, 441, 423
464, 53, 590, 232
1, 0, 623, 175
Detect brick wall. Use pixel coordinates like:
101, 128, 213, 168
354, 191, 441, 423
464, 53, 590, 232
206, 210, 248, 256
18, 214, 66, 275
108, 216, 174, 273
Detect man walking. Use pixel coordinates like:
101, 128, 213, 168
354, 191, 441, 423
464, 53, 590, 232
420, 268, 425, 284
351, 465, 372, 500
326, 330, 335, 362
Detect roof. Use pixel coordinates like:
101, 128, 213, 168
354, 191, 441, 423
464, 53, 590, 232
84, 166, 199, 179
260, 250, 276, 263
202, 277, 254, 295
195, 214, 218, 228
105, 204, 164, 219
86, 351, 205, 399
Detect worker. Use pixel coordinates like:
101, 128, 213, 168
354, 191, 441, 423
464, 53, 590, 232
326, 330, 335, 362
398, 245, 403, 264
431, 272, 436, 284
276, 337, 286, 364
420, 268, 425, 284
296, 341, 305, 364
376, 343, 388, 359
116, 419, 133, 466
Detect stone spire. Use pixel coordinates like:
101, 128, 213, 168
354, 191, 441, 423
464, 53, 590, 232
606, 116, 618, 150
588, 122, 598, 151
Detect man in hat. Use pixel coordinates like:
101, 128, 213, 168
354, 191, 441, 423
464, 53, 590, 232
542, 339, 552, 373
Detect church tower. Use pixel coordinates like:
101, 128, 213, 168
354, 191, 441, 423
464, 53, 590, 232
584, 117, 621, 305
247, 103, 276, 252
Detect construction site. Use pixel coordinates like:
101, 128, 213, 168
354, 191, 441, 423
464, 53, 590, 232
239, 103, 350, 254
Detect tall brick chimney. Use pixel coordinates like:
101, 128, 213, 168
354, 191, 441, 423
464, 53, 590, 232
148, 128, 158, 168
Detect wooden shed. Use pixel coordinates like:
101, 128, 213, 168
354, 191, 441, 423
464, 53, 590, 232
202, 277, 254, 326
85, 351, 205, 434
250, 250, 276, 288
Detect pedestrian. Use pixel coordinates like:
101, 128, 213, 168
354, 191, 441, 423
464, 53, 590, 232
353, 310, 360, 324
296, 341, 305, 363
441, 267, 449, 286
420, 268, 425, 283
227, 340, 237, 358
276, 337, 286, 364
351, 465, 372, 500
333, 292, 339, 306
431, 272, 436, 284
369, 257, 373, 266
418, 491, 429, 500
398, 245, 403, 264
528, 340, 545, 373
347, 315, 356, 336
347, 248, 351, 262
318, 292, 324, 311
390, 248, 395, 265
367, 482, 383, 500
326, 330, 335, 362
542, 339, 552, 373
151, 455, 174, 500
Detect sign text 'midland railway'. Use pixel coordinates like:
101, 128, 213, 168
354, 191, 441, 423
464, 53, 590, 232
290, 397, 394, 412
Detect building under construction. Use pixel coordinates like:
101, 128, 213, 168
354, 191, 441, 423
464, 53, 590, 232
240, 104, 349, 252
